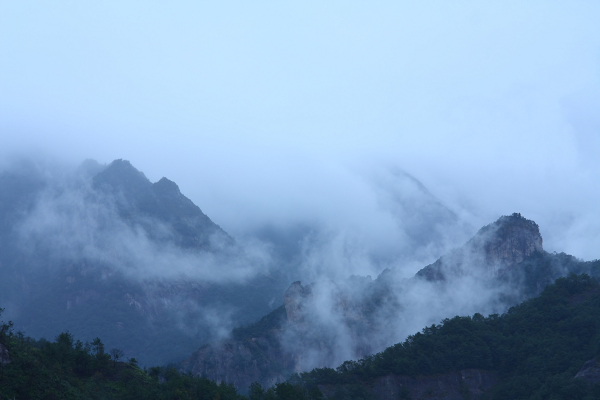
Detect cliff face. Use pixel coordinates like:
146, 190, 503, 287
416, 213, 544, 281
575, 359, 600, 384
179, 338, 294, 391
283, 281, 313, 323
479, 214, 543, 266
318, 369, 499, 400
181, 214, 596, 393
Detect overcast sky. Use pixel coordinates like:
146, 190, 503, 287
1, 1, 600, 260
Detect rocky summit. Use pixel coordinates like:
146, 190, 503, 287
180, 213, 600, 392
416, 213, 544, 281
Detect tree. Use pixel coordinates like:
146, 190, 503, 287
0, 308, 13, 345
92, 337, 105, 356
110, 348, 125, 367
249, 381, 265, 400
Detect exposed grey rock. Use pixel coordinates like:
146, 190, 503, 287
319, 369, 499, 400
179, 336, 293, 393
181, 213, 596, 393
416, 213, 544, 281
283, 281, 313, 323
575, 358, 600, 383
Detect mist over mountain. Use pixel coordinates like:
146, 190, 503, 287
251, 165, 473, 283
0, 158, 284, 365
181, 214, 600, 391
90, 159, 233, 250
4, 156, 597, 395
0, 157, 468, 367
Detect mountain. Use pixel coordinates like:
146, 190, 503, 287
179, 214, 600, 392
3, 276, 600, 400
91, 159, 233, 250
0, 159, 289, 366
295, 274, 600, 400
0, 158, 477, 367
415, 212, 543, 281
251, 167, 473, 281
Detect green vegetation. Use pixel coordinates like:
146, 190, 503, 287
0, 308, 245, 400
4, 274, 600, 399
247, 382, 323, 400
294, 274, 600, 399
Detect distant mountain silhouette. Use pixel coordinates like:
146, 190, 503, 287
92, 159, 233, 249
0, 159, 285, 366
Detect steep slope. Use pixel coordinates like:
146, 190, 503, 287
180, 214, 600, 392
297, 274, 600, 400
415, 213, 543, 281
0, 159, 287, 366
92, 159, 233, 249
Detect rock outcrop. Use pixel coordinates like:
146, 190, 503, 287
179, 305, 293, 392
179, 338, 293, 391
575, 358, 600, 384
416, 213, 544, 281
283, 281, 313, 323
318, 369, 499, 400
181, 213, 597, 394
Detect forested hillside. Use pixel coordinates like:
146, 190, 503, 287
180, 214, 600, 391
288, 274, 600, 399
0, 307, 247, 400
4, 274, 600, 399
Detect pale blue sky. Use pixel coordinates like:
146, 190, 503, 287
1, 1, 600, 259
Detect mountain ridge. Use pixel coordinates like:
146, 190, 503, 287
0, 159, 286, 366
92, 159, 233, 250
179, 213, 600, 392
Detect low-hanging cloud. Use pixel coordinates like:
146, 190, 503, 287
276, 218, 554, 374
15, 163, 273, 284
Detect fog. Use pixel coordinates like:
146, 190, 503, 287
2, 2, 599, 264
283, 274, 516, 373
1, 1, 600, 371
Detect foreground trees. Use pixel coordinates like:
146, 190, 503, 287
0, 309, 245, 399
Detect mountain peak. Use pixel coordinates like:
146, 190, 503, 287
470, 212, 543, 266
153, 177, 181, 197
477, 213, 541, 242
92, 159, 151, 195
417, 213, 544, 281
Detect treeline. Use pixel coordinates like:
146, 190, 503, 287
0, 307, 320, 400
4, 274, 600, 399
0, 312, 245, 400
295, 274, 600, 399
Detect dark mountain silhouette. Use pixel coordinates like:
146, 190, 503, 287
92, 159, 233, 249
0, 159, 287, 366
